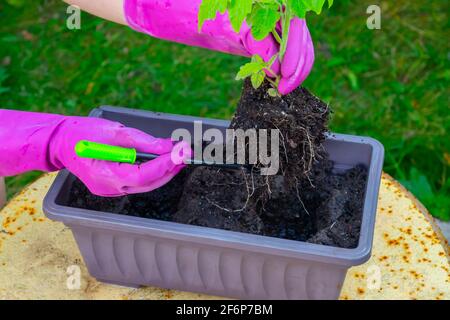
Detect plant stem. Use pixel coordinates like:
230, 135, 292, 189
266, 65, 277, 78
279, 7, 292, 63
266, 76, 280, 89
272, 29, 282, 45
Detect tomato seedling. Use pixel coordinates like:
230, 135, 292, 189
198, 0, 333, 94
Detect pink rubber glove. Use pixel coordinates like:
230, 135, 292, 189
124, 0, 314, 95
0, 109, 186, 197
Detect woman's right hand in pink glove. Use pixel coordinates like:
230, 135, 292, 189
0, 110, 187, 197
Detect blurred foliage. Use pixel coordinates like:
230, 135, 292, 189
0, 0, 448, 220
400, 168, 449, 221
5, 0, 25, 8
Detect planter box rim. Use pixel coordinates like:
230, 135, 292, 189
43, 106, 384, 267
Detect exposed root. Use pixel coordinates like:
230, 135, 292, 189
205, 167, 255, 213
205, 197, 234, 213
294, 177, 310, 216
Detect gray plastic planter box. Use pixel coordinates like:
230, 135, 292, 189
43, 106, 384, 300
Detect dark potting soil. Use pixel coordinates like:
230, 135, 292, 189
67, 163, 367, 248
66, 81, 368, 249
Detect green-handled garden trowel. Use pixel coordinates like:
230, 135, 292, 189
75, 140, 247, 170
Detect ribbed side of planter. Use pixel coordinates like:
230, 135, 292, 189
70, 225, 347, 299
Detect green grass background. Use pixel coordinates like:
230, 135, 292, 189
0, 1, 448, 220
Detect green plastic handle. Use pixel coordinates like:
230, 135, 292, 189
75, 140, 137, 164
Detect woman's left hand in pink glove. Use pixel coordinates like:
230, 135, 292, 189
123, 0, 314, 95
0, 109, 186, 197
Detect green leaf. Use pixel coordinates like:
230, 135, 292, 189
399, 168, 450, 221
198, 0, 229, 31
428, 192, 450, 221
251, 71, 265, 89
303, 0, 326, 14
228, 0, 253, 33
218, 0, 228, 12
328, 0, 334, 8
288, 0, 308, 19
268, 88, 279, 97
249, 2, 280, 40
251, 54, 265, 64
235, 61, 266, 80
400, 168, 434, 202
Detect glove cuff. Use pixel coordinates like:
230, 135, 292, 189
0, 110, 66, 176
